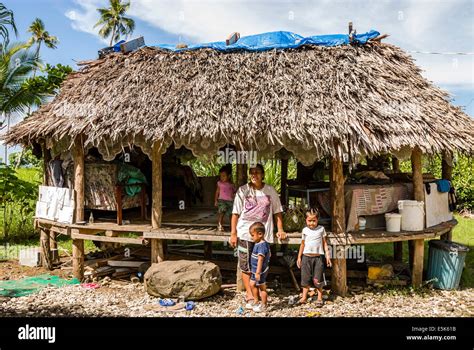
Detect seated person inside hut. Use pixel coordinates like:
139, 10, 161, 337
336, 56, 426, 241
81, 148, 150, 223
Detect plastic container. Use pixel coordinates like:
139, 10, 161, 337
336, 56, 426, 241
398, 200, 424, 231
385, 213, 402, 232
358, 217, 367, 230
426, 240, 469, 290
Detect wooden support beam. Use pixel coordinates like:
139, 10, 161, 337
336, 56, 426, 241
40, 228, 52, 270
115, 185, 123, 225
72, 238, 84, 280
71, 232, 144, 245
441, 150, 453, 181
411, 239, 424, 288
41, 141, 51, 186
441, 150, 453, 241
204, 241, 213, 260
410, 146, 424, 287
411, 146, 424, 202
330, 144, 347, 296
151, 141, 165, 263
236, 163, 248, 187
280, 158, 288, 205
393, 241, 403, 262
392, 156, 400, 173
50, 232, 58, 264
72, 136, 85, 222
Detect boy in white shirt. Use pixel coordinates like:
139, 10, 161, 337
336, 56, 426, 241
297, 208, 332, 306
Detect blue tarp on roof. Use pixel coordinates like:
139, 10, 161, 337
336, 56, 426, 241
153, 30, 380, 52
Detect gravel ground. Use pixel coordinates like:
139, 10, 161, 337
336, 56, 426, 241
1, 280, 473, 317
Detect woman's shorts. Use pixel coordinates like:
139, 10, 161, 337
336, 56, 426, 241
237, 238, 255, 273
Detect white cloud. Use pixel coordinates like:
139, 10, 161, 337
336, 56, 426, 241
65, 0, 109, 44
65, 0, 473, 87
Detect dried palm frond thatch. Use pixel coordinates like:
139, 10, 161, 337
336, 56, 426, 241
2, 42, 473, 161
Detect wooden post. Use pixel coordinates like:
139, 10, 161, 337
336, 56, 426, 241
393, 241, 403, 262
412, 239, 424, 288
42, 142, 57, 263
40, 228, 52, 270
115, 185, 123, 225
280, 158, 288, 205
236, 163, 248, 187
330, 144, 347, 296
441, 151, 453, 241
392, 156, 400, 173
41, 141, 51, 186
140, 183, 147, 220
411, 147, 424, 202
441, 150, 453, 181
72, 238, 84, 280
50, 232, 58, 264
204, 241, 213, 260
410, 146, 424, 288
72, 136, 85, 280
72, 136, 85, 222
151, 141, 165, 264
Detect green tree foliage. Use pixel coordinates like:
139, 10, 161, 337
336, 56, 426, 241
400, 154, 473, 210
0, 3, 17, 46
0, 42, 43, 119
24, 63, 72, 97
0, 164, 39, 239
9, 149, 42, 168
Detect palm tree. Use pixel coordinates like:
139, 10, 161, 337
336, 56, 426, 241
9, 19, 59, 167
94, 0, 135, 46
0, 43, 44, 164
0, 43, 43, 116
0, 3, 17, 46
27, 18, 58, 69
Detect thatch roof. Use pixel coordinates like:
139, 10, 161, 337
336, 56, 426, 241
3, 40, 474, 164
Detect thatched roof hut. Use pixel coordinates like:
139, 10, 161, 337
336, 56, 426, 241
3, 35, 473, 165
4, 31, 470, 294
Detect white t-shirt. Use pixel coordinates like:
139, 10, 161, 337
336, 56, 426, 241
232, 183, 283, 243
302, 226, 326, 255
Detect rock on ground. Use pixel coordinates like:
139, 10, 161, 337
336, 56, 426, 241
144, 260, 222, 300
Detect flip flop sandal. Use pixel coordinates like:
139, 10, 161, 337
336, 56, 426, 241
315, 300, 324, 308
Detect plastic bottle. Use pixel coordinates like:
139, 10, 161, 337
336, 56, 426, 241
89, 212, 94, 224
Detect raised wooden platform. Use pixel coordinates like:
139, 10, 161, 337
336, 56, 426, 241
36, 216, 457, 246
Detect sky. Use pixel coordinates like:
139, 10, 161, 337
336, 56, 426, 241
1, 0, 473, 159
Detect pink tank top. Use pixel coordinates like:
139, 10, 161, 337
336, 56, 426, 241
218, 181, 235, 201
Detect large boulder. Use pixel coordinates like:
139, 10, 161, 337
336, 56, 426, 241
144, 260, 222, 300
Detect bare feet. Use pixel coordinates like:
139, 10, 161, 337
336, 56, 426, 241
299, 298, 307, 304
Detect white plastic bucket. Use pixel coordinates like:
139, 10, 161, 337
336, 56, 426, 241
358, 217, 367, 230
398, 200, 425, 231
385, 213, 402, 232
